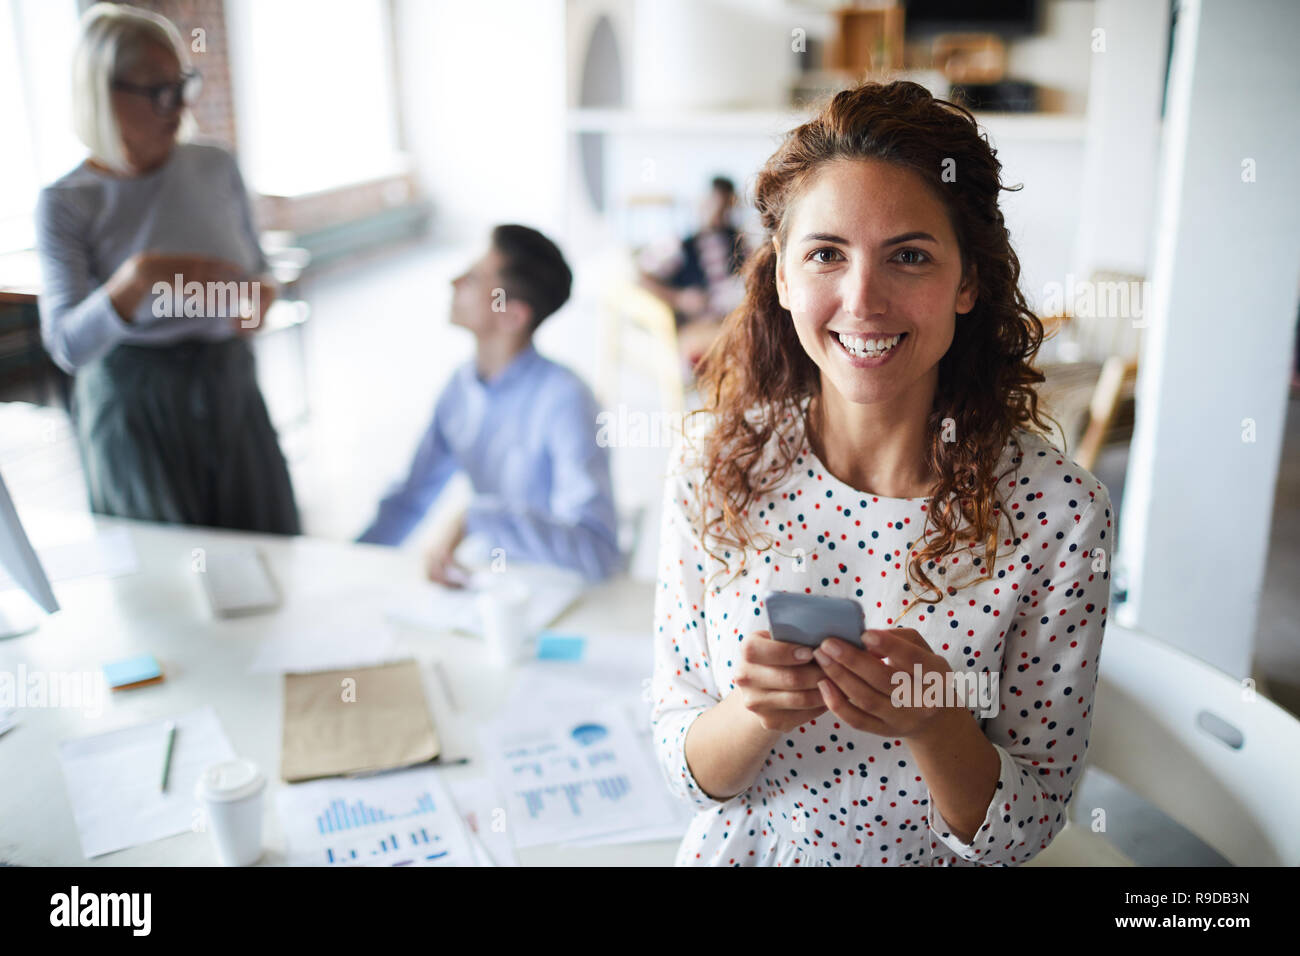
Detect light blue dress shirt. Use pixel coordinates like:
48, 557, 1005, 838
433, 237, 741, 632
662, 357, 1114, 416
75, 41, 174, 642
357, 343, 621, 582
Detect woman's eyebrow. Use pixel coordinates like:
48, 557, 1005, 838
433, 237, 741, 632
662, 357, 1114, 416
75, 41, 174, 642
883, 231, 939, 246
798, 232, 850, 244
797, 231, 940, 246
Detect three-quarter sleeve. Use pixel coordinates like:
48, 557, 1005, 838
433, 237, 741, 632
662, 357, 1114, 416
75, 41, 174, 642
926, 488, 1114, 865
34, 187, 133, 373
649, 439, 734, 811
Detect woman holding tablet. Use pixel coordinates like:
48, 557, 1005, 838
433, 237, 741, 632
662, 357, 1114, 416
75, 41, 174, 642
650, 80, 1113, 866
35, 4, 299, 534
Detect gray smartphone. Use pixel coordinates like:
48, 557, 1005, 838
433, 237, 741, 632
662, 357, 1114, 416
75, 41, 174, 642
765, 590, 865, 649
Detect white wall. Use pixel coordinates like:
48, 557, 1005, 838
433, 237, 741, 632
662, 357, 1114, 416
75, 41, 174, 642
1071, 0, 1169, 279
1118, 0, 1300, 678
392, 0, 567, 240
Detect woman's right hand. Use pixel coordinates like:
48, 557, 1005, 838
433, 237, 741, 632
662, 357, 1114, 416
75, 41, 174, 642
732, 629, 829, 732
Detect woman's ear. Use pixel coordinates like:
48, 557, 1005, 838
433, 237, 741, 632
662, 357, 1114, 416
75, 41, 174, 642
956, 263, 978, 315
772, 235, 789, 311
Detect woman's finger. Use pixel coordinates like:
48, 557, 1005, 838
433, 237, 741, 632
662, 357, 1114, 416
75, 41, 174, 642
814, 638, 898, 696
818, 679, 889, 735
751, 688, 827, 711
812, 648, 889, 711
734, 660, 825, 692
741, 631, 818, 668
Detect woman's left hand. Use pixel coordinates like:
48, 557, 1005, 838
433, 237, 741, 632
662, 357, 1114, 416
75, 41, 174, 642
811, 628, 958, 742
230, 275, 278, 336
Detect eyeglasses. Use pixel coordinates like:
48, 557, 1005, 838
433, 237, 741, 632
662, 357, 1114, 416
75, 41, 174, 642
111, 69, 202, 116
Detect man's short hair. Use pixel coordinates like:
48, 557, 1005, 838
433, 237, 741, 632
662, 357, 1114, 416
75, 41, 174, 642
710, 175, 736, 197
491, 224, 573, 331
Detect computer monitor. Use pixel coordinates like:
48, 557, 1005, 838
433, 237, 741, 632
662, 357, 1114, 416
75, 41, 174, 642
0, 468, 59, 638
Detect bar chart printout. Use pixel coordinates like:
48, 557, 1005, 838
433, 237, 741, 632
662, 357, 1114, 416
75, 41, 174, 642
479, 701, 677, 848
277, 766, 474, 866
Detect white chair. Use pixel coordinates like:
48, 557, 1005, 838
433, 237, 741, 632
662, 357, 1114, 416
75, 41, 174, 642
1028, 622, 1300, 866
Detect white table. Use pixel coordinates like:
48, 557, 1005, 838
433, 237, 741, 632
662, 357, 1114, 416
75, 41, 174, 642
0, 514, 680, 866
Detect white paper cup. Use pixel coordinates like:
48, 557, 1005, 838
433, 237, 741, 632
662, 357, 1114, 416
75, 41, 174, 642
477, 580, 532, 665
195, 758, 265, 866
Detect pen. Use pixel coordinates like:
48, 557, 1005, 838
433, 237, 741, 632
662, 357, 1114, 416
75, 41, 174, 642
160, 721, 176, 792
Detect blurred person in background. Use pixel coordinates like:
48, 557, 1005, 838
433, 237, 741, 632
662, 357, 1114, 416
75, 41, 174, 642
357, 225, 620, 585
638, 175, 749, 369
35, 3, 299, 533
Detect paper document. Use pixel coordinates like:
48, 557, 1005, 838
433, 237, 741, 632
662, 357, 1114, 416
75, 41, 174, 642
385, 564, 584, 638
249, 595, 407, 675
277, 765, 474, 866
479, 697, 678, 849
58, 705, 236, 858
501, 632, 696, 848
447, 776, 519, 867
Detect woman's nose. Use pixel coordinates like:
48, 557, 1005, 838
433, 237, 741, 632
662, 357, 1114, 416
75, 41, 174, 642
842, 261, 888, 319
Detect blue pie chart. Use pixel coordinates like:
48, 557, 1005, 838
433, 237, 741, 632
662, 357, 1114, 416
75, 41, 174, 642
571, 723, 608, 746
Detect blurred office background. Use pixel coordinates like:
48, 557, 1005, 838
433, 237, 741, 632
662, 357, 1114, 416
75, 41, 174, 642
1, 0, 1298, 713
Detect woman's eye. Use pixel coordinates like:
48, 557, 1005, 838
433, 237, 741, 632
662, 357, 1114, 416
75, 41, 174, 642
895, 248, 929, 265
808, 248, 841, 264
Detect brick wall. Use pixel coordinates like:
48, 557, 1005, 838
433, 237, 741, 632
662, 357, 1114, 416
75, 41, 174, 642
119, 0, 238, 151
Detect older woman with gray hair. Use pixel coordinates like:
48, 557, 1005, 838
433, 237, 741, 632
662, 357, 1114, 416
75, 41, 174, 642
35, 2, 299, 534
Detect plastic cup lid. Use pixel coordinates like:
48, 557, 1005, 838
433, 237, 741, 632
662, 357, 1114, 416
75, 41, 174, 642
195, 758, 265, 803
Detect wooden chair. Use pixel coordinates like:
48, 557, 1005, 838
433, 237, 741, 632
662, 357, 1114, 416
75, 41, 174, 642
595, 278, 686, 576
1035, 270, 1144, 469
596, 279, 684, 419
1075, 354, 1139, 472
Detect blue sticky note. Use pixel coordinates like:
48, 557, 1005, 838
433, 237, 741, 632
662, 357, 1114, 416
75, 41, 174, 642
103, 653, 162, 688
536, 632, 586, 661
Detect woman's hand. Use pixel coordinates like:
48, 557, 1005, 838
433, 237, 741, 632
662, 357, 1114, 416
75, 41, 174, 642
137, 251, 247, 290
230, 274, 278, 336
105, 252, 247, 324
732, 630, 829, 732
812, 628, 959, 742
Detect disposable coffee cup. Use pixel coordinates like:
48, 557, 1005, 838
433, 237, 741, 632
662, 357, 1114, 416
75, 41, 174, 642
195, 758, 265, 866
477, 580, 533, 665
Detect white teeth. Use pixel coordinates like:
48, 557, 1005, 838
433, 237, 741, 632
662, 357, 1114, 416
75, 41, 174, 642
836, 332, 902, 356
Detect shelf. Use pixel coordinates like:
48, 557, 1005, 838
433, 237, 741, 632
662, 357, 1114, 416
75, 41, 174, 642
566, 107, 1086, 141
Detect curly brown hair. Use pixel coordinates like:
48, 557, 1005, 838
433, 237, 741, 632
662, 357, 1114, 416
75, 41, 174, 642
687, 79, 1063, 623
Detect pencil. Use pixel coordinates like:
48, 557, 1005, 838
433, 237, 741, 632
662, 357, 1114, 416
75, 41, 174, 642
160, 721, 176, 792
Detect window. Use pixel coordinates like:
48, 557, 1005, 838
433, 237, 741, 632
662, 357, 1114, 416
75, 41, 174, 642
225, 0, 404, 196
0, 0, 82, 252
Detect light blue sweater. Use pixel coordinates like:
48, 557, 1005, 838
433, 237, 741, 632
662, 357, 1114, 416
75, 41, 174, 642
34, 141, 267, 373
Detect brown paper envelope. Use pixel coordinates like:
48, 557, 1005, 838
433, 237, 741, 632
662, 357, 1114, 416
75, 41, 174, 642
281, 659, 440, 782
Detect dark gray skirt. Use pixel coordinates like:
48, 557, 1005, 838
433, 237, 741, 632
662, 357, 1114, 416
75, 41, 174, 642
71, 337, 301, 534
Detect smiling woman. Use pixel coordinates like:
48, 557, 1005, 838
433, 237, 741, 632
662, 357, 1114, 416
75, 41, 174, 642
649, 80, 1114, 867
693, 80, 1059, 578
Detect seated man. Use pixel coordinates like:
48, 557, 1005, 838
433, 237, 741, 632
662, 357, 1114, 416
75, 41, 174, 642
357, 224, 620, 584
637, 175, 749, 367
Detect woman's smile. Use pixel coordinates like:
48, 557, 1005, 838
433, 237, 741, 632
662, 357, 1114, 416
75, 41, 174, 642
828, 329, 909, 367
